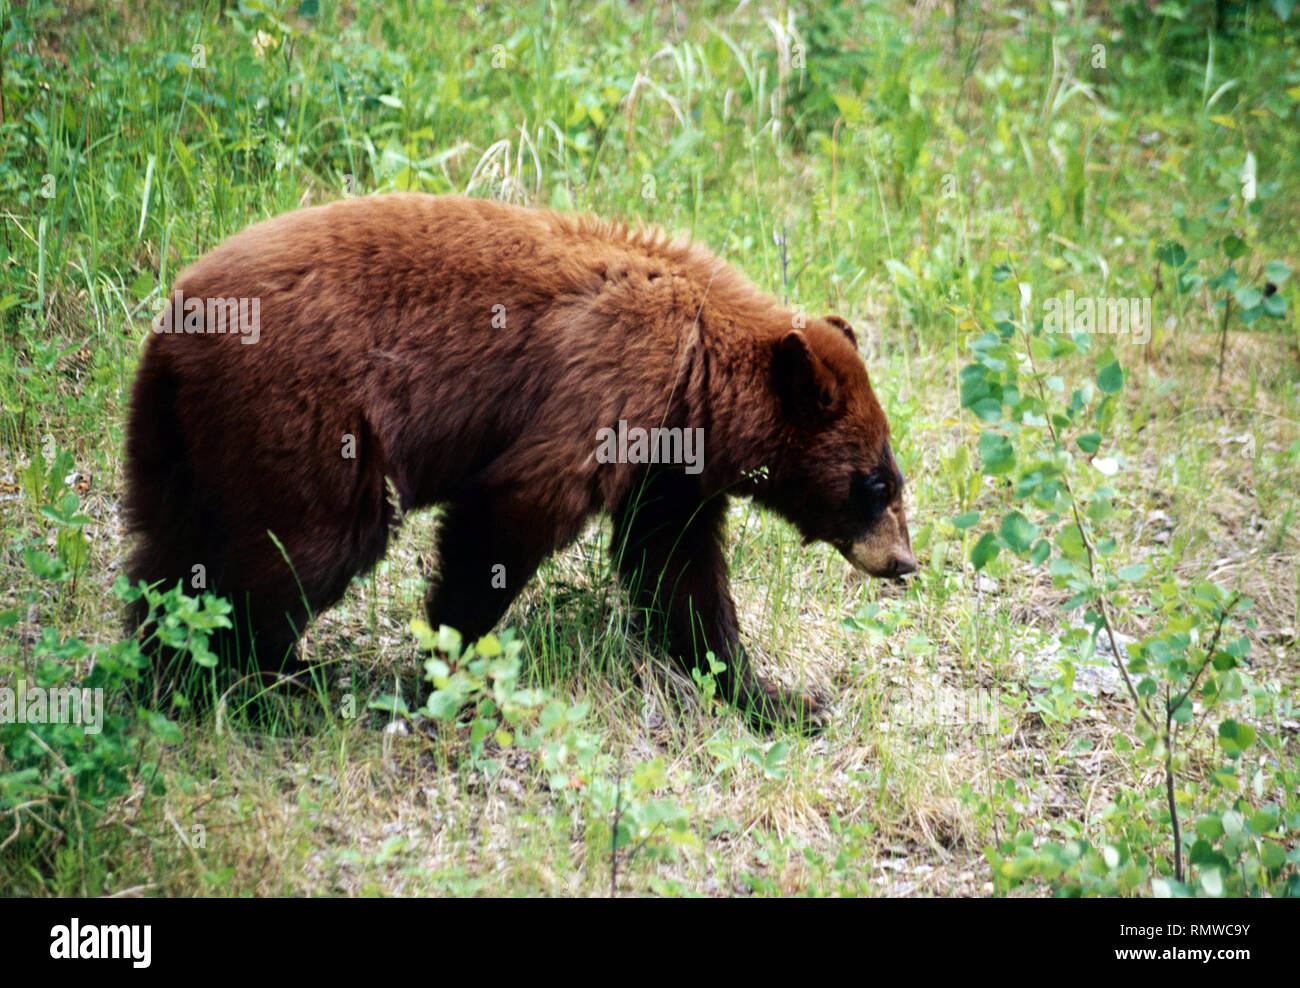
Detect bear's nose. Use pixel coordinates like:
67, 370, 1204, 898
888, 555, 917, 577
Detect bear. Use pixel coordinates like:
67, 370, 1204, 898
123, 193, 915, 731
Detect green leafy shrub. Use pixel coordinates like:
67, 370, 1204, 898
959, 280, 1298, 897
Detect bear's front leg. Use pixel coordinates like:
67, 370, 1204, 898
614, 472, 827, 734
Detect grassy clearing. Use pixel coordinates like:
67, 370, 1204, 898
1, 0, 1297, 896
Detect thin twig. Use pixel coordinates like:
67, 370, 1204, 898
1217, 294, 1232, 387
1171, 593, 1240, 716
1164, 593, 1239, 882
1164, 685, 1183, 881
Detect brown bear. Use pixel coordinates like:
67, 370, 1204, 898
124, 193, 915, 730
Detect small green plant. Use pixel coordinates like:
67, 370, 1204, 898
15, 446, 89, 601
406, 620, 699, 893
1156, 162, 1291, 383
0, 569, 192, 893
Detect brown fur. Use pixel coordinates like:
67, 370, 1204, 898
124, 193, 914, 729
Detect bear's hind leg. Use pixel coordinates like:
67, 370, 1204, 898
424, 493, 560, 642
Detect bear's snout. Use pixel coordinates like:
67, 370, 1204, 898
839, 501, 917, 580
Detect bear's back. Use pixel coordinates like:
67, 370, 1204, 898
153, 194, 749, 359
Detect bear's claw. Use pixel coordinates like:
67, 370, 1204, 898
744, 678, 830, 736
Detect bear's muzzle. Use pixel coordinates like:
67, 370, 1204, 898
839, 501, 916, 579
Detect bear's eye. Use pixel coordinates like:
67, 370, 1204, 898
850, 470, 892, 515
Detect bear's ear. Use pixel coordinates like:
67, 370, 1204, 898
824, 314, 857, 347
772, 331, 839, 424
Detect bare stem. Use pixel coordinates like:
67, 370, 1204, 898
1217, 294, 1232, 387
1165, 686, 1183, 882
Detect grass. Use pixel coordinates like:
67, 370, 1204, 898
1, 0, 1297, 896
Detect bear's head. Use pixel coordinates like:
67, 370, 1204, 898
763, 314, 916, 580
